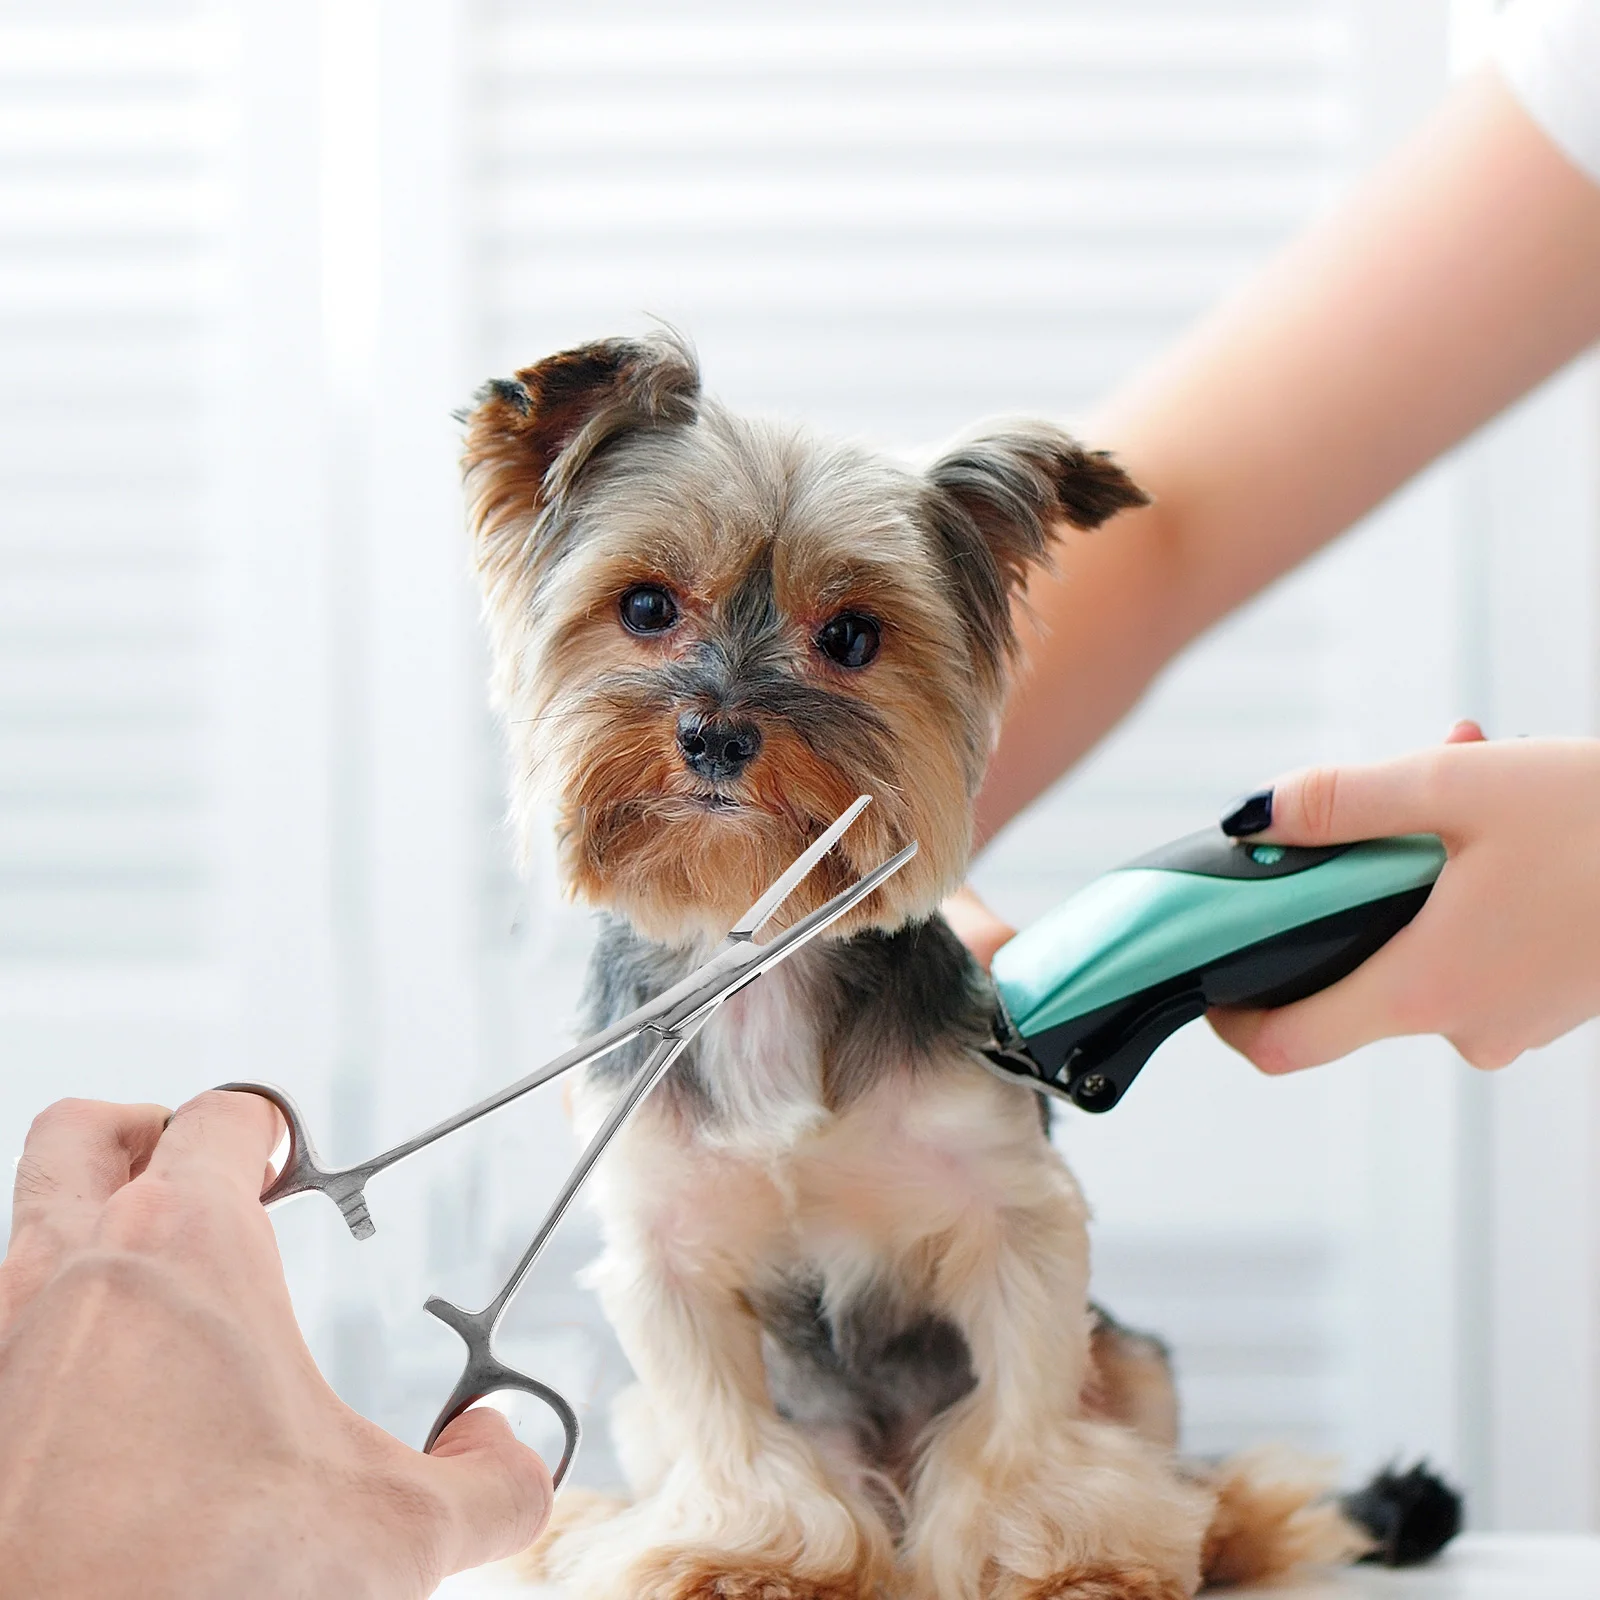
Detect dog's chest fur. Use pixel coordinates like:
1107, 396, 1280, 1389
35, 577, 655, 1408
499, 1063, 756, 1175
579, 913, 1046, 1474
689, 960, 830, 1148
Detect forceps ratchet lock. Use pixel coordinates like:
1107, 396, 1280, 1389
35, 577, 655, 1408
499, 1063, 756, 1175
218, 796, 915, 1488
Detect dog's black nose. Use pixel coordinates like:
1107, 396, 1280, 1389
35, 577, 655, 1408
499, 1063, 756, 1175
677, 714, 762, 781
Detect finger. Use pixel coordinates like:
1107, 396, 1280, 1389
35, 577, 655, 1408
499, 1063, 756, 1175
1208, 934, 1420, 1074
144, 1089, 285, 1196
0, 1100, 169, 1327
423, 1406, 556, 1573
1444, 718, 1486, 744
10, 1100, 170, 1226
1222, 751, 1459, 847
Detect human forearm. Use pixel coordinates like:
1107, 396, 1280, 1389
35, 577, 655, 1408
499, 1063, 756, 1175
978, 69, 1600, 842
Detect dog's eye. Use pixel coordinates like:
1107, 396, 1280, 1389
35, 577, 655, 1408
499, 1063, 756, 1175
619, 585, 678, 635
815, 612, 880, 669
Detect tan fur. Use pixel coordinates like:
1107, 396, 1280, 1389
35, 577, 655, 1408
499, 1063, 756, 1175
1013, 1566, 1191, 1600
1083, 1323, 1180, 1453
1195, 1451, 1372, 1588
627, 1551, 889, 1600
514, 1490, 629, 1584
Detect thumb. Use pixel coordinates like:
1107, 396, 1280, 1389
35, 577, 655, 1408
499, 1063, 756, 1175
1209, 924, 1423, 1073
1221, 750, 1456, 847
423, 1405, 555, 1574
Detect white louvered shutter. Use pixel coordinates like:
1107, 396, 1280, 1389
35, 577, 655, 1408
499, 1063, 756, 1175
0, 0, 343, 1394
0, 9, 237, 1104
9, 0, 1595, 1526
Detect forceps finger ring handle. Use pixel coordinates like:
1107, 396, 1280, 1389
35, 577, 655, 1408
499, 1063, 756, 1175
213, 1081, 582, 1481
420, 1298, 581, 1487
215, 1081, 379, 1240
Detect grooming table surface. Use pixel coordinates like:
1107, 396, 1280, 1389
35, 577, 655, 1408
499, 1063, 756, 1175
434, 1535, 1600, 1597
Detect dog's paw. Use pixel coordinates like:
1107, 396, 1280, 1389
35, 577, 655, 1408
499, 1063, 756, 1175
627, 1550, 879, 1600
542, 1476, 892, 1600
509, 1487, 629, 1583
905, 1417, 1207, 1600
1008, 1566, 1191, 1600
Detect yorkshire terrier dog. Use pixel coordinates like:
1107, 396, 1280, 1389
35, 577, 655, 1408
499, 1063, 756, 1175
462, 333, 1458, 1600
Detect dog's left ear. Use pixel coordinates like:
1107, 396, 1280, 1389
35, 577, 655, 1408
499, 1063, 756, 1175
462, 332, 701, 591
925, 424, 1149, 682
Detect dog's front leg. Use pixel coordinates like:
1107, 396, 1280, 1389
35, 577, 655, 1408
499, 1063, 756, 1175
548, 1108, 892, 1600
898, 1101, 1210, 1600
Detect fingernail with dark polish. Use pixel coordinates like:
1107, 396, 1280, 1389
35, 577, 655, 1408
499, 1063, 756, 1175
1220, 788, 1274, 838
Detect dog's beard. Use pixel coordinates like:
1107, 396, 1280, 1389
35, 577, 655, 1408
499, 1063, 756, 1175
547, 723, 896, 940
543, 698, 910, 943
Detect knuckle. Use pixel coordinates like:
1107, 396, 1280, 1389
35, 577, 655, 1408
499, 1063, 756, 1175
1295, 766, 1341, 842
355, 1465, 454, 1580
380, 1472, 451, 1531
507, 1459, 555, 1550
473, 1429, 551, 1552
1455, 1032, 1520, 1072
1244, 1017, 1300, 1076
1414, 748, 1456, 815
47, 1248, 176, 1315
10, 1153, 58, 1205
26, 1098, 105, 1143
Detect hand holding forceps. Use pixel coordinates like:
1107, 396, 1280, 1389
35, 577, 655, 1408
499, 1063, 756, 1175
218, 796, 915, 1489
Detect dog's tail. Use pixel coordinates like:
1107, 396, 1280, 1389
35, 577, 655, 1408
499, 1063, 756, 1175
1088, 1306, 1462, 1585
1193, 1451, 1461, 1588
1340, 1460, 1464, 1567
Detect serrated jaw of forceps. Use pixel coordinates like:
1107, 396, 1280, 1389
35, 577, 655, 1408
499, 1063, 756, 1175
215, 1080, 378, 1239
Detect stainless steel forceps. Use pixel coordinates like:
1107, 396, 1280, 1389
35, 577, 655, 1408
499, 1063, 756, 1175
219, 795, 915, 1486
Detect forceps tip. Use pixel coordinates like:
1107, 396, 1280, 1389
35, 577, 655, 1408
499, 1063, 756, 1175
727, 793, 875, 940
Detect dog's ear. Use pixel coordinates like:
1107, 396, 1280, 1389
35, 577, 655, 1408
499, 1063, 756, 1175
927, 424, 1148, 594
924, 424, 1148, 685
462, 332, 701, 581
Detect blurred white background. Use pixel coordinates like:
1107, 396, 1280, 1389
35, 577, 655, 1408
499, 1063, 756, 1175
2, 0, 1597, 1530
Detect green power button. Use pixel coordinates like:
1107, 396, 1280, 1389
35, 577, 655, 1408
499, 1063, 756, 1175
1250, 844, 1287, 866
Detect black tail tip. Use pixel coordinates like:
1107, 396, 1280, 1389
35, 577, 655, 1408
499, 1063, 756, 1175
1342, 1460, 1463, 1567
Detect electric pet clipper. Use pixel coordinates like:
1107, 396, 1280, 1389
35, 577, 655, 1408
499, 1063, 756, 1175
982, 830, 1447, 1112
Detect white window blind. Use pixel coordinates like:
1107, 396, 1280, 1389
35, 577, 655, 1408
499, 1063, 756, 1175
0, 0, 251, 1178
8, 0, 1595, 1527
469, 2, 1348, 435
0, 7, 228, 969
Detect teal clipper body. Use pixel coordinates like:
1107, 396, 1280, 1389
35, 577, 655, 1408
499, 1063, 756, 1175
982, 830, 1447, 1112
